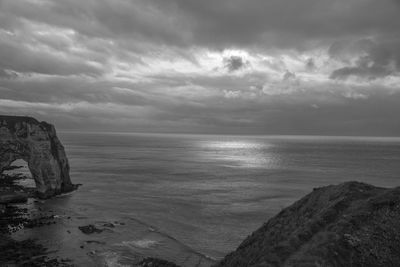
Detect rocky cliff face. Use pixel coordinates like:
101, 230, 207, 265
0, 115, 74, 198
215, 182, 400, 267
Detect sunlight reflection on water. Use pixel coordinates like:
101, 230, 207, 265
201, 140, 264, 149
196, 139, 279, 168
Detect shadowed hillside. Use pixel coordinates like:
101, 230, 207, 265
215, 182, 400, 267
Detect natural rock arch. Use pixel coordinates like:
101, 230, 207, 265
0, 115, 74, 198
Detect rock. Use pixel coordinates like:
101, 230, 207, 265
136, 257, 181, 267
0, 237, 61, 265
0, 115, 75, 198
78, 224, 104, 234
84, 240, 106, 245
0, 192, 28, 204
2, 165, 23, 171
0, 205, 73, 266
215, 181, 400, 267
103, 222, 115, 228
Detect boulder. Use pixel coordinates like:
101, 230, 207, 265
0, 192, 28, 204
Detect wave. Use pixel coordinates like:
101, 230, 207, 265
98, 251, 130, 267
120, 239, 160, 249
125, 217, 217, 262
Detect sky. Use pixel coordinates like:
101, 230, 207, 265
0, 0, 400, 136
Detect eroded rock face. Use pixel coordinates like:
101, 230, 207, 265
216, 182, 400, 267
0, 115, 74, 198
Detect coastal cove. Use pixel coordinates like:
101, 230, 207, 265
2, 129, 400, 266
2, 0, 400, 265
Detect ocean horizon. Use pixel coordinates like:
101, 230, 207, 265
59, 130, 400, 139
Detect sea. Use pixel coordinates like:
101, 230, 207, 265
10, 132, 400, 266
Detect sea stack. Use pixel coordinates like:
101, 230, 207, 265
0, 115, 74, 198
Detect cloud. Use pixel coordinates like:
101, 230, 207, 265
156, 0, 400, 50
342, 91, 369, 100
223, 90, 241, 99
305, 58, 315, 71
0, 0, 400, 135
330, 65, 390, 80
2, 0, 399, 51
0, 23, 105, 77
0, 69, 11, 78
330, 38, 400, 80
283, 70, 296, 81
223, 55, 249, 72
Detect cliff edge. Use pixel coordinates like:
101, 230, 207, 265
0, 115, 75, 198
215, 181, 400, 267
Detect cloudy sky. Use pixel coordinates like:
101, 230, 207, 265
0, 0, 400, 135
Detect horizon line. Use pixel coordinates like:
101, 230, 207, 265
57, 129, 400, 139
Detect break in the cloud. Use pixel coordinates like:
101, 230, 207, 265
0, 0, 400, 135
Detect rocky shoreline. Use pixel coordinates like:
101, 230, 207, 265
3, 174, 400, 266
0, 173, 74, 266
0, 172, 182, 266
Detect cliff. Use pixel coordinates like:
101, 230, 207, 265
0, 115, 74, 198
215, 181, 400, 267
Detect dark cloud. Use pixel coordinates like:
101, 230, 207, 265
283, 70, 296, 81
1, 0, 399, 50
305, 58, 315, 71
330, 39, 400, 79
223, 56, 249, 72
0, 38, 104, 77
330, 65, 390, 80
155, 0, 400, 49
